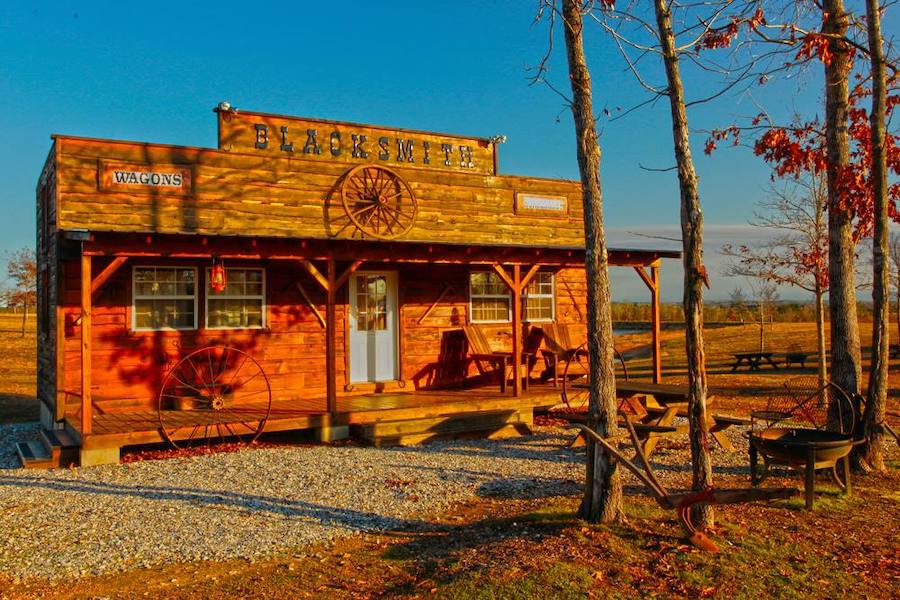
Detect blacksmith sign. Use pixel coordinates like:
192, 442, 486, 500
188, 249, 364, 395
216, 108, 497, 176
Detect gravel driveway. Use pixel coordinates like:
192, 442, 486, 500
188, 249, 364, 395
0, 423, 587, 580
6, 419, 881, 582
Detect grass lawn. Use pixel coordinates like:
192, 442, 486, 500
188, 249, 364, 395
1, 318, 898, 599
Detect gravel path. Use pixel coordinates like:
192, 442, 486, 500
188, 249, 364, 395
1, 421, 891, 581
1, 423, 589, 580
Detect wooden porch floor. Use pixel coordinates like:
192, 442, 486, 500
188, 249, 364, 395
66, 383, 565, 450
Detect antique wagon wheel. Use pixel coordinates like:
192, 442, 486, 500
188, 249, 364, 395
561, 343, 629, 410
157, 345, 272, 449
340, 164, 418, 239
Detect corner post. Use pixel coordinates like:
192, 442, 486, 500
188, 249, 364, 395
325, 259, 337, 415
511, 265, 522, 397
80, 251, 92, 435
650, 264, 662, 383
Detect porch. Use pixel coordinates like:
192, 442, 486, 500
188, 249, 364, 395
47, 231, 678, 467
62, 382, 565, 463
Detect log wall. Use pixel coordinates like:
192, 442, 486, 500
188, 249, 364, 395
36, 143, 60, 419
53, 135, 584, 247
58, 260, 588, 416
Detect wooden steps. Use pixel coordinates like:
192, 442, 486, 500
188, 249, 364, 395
352, 408, 534, 446
16, 429, 80, 469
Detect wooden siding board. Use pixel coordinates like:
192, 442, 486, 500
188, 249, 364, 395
56, 260, 590, 421
54, 136, 586, 247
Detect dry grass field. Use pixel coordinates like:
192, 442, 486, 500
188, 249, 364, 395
0, 313, 37, 423
0, 317, 897, 599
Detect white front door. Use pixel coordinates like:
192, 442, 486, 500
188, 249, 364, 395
349, 272, 398, 383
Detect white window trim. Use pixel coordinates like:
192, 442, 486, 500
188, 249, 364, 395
204, 267, 267, 330
468, 270, 556, 324
131, 266, 198, 331
522, 272, 555, 323
468, 271, 512, 324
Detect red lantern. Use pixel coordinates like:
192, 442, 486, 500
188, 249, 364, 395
210, 257, 226, 293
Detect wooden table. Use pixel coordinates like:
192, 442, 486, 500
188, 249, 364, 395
730, 352, 780, 372
571, 381, 749, 457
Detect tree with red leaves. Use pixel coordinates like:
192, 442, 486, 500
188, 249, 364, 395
705, 0, 898, 468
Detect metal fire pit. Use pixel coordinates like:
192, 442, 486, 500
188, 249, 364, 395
749, 427, 861, 510
749, 378, 864, 510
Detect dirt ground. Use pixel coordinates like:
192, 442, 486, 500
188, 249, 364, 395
1, 318, 898, 599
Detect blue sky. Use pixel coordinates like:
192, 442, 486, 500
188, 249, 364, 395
1, 1, 887, 302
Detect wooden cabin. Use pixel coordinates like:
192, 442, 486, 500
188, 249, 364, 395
25, 107, 679, 467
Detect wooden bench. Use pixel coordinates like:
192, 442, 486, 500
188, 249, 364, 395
639, 406, 750, 453
558, 412, 678, 450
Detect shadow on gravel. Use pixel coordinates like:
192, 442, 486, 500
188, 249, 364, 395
379, 431, 582, 465
376, 508, 579, 597
0, 475, 423, 532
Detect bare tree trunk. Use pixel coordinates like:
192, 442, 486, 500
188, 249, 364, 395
823, 0, 862, 398
653, 0, 713, 528
561, 0, 623, 524
895, 283, 900, 345
862, 0, 888, 471
21, 305, 27, 337
815, 282, 828, 391
758, 302, 765, 352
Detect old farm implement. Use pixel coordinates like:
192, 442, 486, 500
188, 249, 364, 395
571, 419, 797, 552
157, 345, 273, 449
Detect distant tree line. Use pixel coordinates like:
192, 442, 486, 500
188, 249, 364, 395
611, 301, 878, 324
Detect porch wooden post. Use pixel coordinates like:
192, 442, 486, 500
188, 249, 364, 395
325, 259, 337, 415
650, 265, 662, 383
80, 252, 92, 435
511, 264, 522, 397
634, 264, 663, 384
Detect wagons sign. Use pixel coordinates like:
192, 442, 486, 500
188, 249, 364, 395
216, 110, 497, 176
99, 161, 193, 196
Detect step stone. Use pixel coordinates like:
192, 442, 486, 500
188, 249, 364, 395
16, 441, 54, 469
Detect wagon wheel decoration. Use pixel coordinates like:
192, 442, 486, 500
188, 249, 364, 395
157, 345, 272, 449
340, 164, 418, 239
561, 343, 629, 410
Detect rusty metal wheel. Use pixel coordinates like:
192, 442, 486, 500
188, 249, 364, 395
340, 164, 417, 239
157, 345, 272, 449
561, 343, 628, 410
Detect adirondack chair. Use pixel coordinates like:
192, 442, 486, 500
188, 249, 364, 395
462, 324, 533, 393
540, 322, 585, 387
540, 323, 628, 387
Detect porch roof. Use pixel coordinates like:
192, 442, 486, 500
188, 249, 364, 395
70, 230, 681, 267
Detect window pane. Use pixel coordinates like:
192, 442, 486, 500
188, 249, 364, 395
134, 268, 197, 329
208, 298, 263, 328
135, 298, 194, 329
472, 298, 509, 322
135, 268, 155, 282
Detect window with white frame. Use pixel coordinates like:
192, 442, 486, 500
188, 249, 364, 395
469, 272, 511, 323
468, 271, 556, 323
206, 268, 265, 329
132, 267, 197, 330
523, 272, 555, 322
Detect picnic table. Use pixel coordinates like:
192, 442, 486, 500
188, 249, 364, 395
730, 352, 780, 372
570, 381, 749, 457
